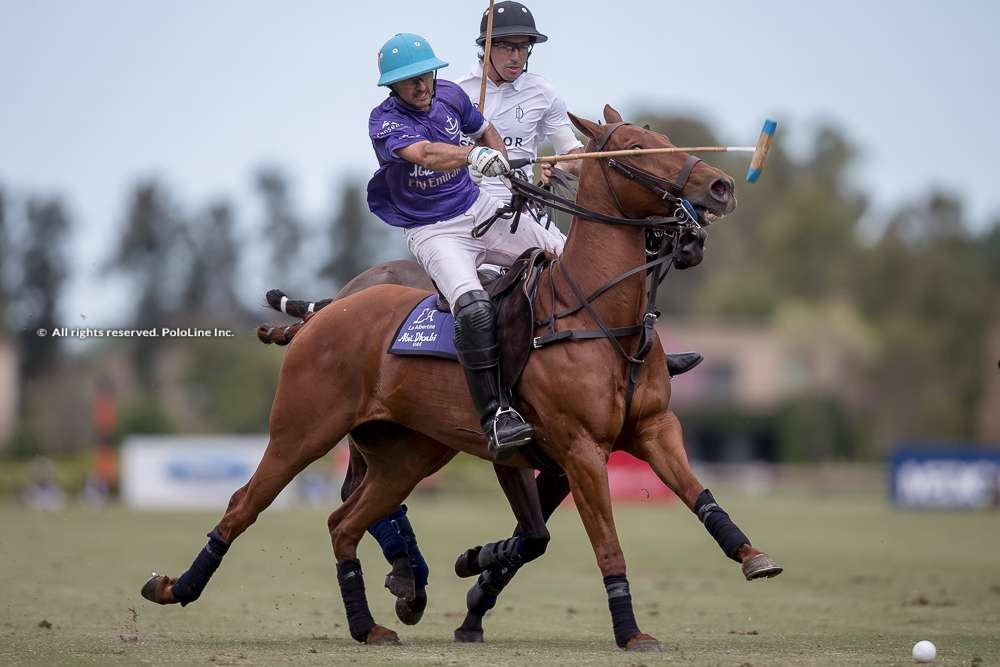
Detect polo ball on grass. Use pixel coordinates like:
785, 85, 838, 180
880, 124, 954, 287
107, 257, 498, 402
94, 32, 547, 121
912, 640, 936, 663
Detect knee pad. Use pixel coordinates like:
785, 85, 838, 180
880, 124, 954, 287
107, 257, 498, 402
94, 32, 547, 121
453, 290, 498, 369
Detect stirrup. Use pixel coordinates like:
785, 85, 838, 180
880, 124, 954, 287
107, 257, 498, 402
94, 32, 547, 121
487, 406, 533, 460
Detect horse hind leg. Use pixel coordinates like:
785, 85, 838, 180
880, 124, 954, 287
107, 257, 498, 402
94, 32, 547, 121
348, 423, 455, 626
340, 440, 425, 613
141, 427, 345, 607
344, 432, 430, 617
327, 431, 451, 644
629, 410, 782, 580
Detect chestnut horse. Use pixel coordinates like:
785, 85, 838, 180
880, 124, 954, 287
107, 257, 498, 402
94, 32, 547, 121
141, 106, 779, 651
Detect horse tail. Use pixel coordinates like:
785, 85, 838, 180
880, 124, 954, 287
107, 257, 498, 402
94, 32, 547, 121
265, 288, 334, 318
257, 288, 332, 346
256, 313, 313, 346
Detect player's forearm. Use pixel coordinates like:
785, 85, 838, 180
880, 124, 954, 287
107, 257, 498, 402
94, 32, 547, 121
400, 141, 473, 171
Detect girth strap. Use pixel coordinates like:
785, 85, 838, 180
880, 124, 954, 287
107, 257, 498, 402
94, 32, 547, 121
557, 261, 646, 365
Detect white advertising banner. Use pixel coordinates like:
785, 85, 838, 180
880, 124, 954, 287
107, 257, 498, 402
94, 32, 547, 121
122, 435, 295, 509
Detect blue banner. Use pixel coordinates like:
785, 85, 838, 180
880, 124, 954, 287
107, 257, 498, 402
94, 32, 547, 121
890, 447, 1000, 509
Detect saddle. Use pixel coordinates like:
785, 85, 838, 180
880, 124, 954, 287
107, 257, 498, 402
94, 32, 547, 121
433, 249, 550, 390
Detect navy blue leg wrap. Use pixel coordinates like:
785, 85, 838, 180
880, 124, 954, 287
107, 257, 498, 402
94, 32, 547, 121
336, 559, 376, 643
367, 505, 429, 588
367, 506, 408, 564
694, 489, 751, 562
467, 565, 519, 617
392, 508, 429, 589
604, 574, 641, 648
171, 528, 230, 606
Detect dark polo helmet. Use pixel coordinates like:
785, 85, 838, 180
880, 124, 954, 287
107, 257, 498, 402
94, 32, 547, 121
476, 1, 548, 45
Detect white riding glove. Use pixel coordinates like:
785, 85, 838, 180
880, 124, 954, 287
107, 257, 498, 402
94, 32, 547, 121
467, 146, 510, 179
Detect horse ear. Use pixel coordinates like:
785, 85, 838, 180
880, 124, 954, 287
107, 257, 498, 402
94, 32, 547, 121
603, 104, 624, 124
567, 111, 602, 139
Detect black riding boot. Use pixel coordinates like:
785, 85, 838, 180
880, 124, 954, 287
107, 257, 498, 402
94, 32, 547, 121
454, 290, 534, 461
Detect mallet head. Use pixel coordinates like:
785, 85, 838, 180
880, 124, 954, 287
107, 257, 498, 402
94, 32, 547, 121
746, 119, 777, 183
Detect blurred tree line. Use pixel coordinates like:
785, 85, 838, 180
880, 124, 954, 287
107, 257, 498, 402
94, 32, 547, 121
632, 112, 1000, 458
0, 116, 998, 461
0, 170, 398, 456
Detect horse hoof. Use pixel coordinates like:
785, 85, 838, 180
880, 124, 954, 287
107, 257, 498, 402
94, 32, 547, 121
365, 625, 400, 645
454, 627, 485, 643
140, 573, 175, 605
395, 588, 427, 625
743, 553, 783, 580
625, 634, 661, 652
454, 547, 483, 578
384, 573, 416, 601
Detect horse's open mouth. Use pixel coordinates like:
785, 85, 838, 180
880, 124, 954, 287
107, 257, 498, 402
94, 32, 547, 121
694, 204, 723, 225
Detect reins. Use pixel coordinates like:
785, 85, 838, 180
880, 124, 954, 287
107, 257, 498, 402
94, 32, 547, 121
479, 122, 707, 418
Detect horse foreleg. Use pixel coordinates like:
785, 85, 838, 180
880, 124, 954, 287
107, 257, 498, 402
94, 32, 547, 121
562, 441, 660, 652
628, 410, 782, 580
453, 465, 561, 642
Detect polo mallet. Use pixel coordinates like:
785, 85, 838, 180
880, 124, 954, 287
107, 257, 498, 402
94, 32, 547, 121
478, 0, 496, 110
508, 119, 778, 183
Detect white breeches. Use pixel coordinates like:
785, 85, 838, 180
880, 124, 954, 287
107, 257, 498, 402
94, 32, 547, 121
404, 190, 564, 310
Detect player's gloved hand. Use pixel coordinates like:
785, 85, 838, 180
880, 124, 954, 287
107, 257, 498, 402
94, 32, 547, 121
467, 146, 510, 178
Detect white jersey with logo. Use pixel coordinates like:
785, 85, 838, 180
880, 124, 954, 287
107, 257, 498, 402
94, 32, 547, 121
458, 63, 583, 202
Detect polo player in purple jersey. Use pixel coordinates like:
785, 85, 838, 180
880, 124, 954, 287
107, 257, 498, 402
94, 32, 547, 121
368, 33, 564, 460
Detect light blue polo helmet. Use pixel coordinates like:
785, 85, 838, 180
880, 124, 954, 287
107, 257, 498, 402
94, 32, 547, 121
377, 33, 449, 86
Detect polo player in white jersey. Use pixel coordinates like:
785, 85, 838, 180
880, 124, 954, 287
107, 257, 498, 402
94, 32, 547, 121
459, 1, 704, 376
458, 0, 584, 228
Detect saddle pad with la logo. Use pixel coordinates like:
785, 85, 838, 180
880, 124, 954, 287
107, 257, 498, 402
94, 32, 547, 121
387, 294, 458, 361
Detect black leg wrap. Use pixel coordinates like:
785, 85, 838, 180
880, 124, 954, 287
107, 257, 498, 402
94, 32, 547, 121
604, 574, 641, 649
455, 546, 484, 578
171, 528, 230, 606
694, 489, 751, 562
467, 565, 519, 617
476, 536, 524, 571
520, 534, 549, 563
336, 559, 376, 643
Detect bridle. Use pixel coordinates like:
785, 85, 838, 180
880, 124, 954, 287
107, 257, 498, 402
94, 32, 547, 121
592, 122, 703, 220
475, 122, 713, 419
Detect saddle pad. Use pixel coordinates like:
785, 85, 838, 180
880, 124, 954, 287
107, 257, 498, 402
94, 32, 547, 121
388, 294, 458, 361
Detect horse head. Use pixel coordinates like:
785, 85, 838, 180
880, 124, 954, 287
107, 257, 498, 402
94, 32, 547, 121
567, 105, 737, 227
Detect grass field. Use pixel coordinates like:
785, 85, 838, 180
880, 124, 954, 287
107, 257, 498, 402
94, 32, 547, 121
1, 486, 998, 666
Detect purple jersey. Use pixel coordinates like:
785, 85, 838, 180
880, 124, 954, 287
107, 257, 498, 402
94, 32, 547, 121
367, 79, 487, 228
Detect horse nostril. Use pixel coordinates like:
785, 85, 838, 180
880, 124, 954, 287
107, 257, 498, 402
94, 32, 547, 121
710, 178, 732, 202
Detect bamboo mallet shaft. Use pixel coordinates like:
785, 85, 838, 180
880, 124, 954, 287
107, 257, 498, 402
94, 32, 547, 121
478, 0, 495, 111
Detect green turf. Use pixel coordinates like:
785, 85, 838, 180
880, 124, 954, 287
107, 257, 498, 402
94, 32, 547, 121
1, 488, 998, 666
